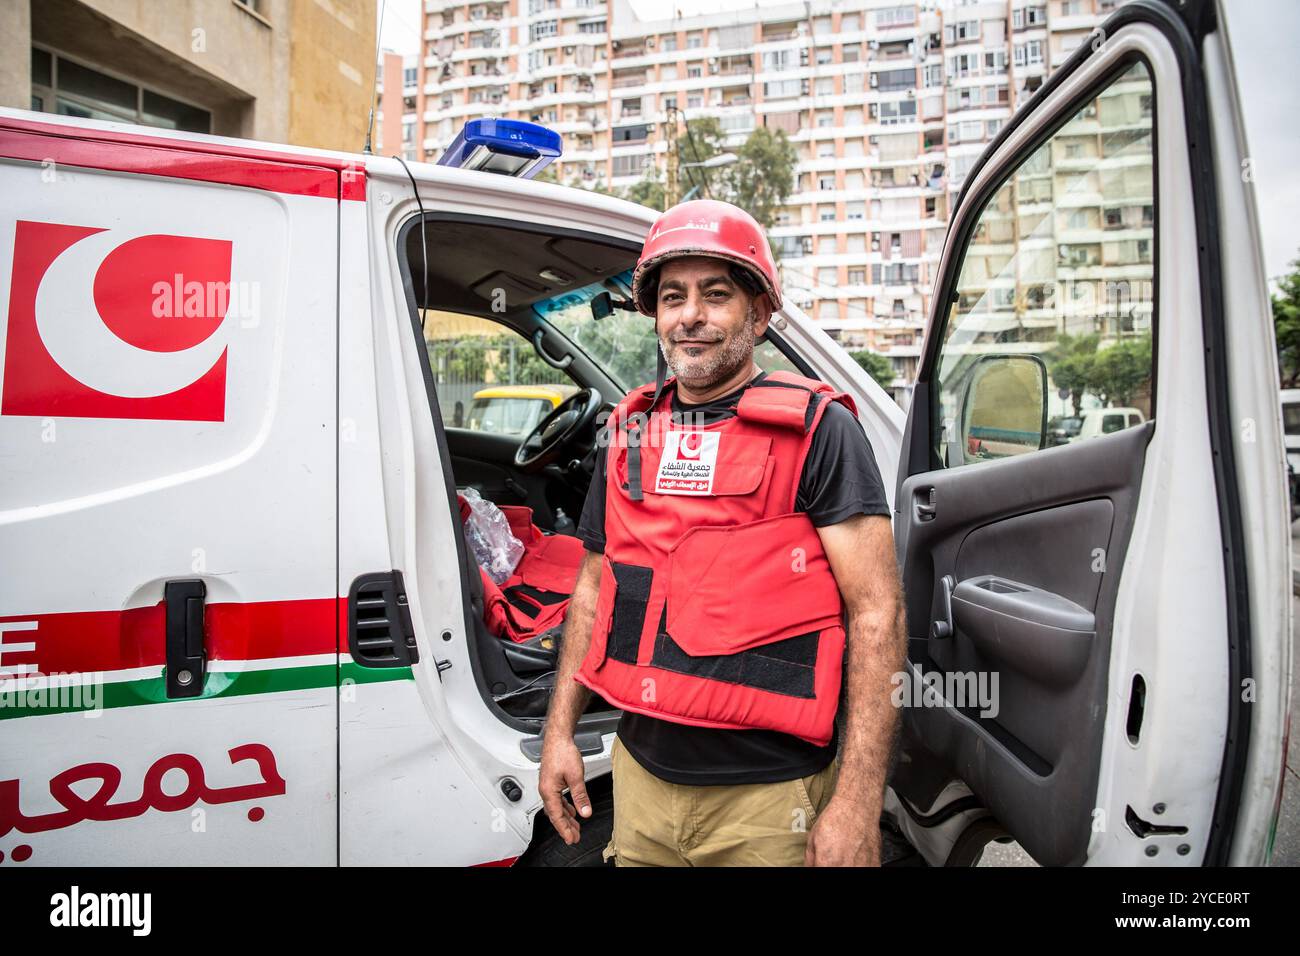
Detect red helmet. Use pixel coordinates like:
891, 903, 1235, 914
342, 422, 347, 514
631, 199, 782, 316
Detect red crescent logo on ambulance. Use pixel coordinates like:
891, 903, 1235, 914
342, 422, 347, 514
679, 432, 705, 457
1, 220, 232, 421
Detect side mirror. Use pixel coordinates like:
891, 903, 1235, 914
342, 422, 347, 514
959, 355, 1048, 464
590, 291, 614, 320
589, 291, 637, 320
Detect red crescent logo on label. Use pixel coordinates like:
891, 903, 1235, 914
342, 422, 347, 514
679, 432, 704, 457
1, 220, 231, 422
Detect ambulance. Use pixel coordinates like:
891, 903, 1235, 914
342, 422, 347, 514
0, 0, 1290, 866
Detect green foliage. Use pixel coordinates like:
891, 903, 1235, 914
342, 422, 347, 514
1093, 334, 1152, 407
619, 119, 798, 233
1046, 332, 1100, 415
722, 127, 798, 232
1045, 330, 1152, 411
427, 334, 570, 388
1273, 252, 1300, 387
849, 349, 896, 389
624, 174, 666, 212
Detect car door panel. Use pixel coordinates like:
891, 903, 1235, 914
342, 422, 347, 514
897, 424, 1149, 865
884, 0, 1288, 866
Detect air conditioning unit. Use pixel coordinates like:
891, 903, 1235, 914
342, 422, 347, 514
869, 73, 878, 87
564, 46, 575, 54
646, 37, 656, 48
869, 40, 880, 50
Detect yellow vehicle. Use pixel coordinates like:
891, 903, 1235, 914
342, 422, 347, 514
466, 385, 575, 437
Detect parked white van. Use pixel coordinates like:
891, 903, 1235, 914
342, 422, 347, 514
0, 0, 1290, 866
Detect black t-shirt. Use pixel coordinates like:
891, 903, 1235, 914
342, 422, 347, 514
576, 371, 892, 786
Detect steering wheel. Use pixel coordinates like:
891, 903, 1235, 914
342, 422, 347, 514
514, 388, 603, 471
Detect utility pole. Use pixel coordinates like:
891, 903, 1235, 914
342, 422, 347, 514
665, 104, 680, 207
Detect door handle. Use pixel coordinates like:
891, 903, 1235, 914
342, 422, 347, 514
165, 579, 207, 698
914, 486, 937, 522
931, 574, 955, 640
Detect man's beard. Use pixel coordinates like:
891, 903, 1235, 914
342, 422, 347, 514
659, 310, 756, 389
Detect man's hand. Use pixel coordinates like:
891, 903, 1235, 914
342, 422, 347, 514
537, 550, 603, 846
806, 797, 881, 867
539, 733, 592, 846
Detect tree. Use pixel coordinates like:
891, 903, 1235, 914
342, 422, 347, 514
619, 119, 798, 233
1092, 333, 1152, 407
1046, 332, 1100, 415
849, 349, 895, 390
624, 172, 666, 212
723, 127, 798, 232
1273, 253, 1300, 387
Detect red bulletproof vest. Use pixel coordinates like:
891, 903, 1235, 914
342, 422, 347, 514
573, 371, 858, 746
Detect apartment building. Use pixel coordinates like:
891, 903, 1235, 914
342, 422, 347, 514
2, 0, 377, 151
394, 0, 1131, 399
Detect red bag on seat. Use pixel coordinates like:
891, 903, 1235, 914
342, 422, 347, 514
458, 495, 583, 643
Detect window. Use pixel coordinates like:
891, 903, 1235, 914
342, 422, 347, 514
764, 79, 801, 100
611, 153, 650, 177
612, 124, 649, 143
877, 67, 917, 92
933, 62, 1155, 468
1015, 40, 1044, 67
530, 19, 558, 41
875, 5, 916, 27
30, 47, 211, 133
878, 100, 917, 125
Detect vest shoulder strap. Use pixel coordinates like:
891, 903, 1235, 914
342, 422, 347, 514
610, 377, 677, 430
736, 371, 858, 432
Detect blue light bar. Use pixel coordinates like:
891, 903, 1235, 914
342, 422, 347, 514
437, 119, 562, 179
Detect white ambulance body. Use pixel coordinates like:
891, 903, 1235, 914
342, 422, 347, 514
0, 0, 1290, 866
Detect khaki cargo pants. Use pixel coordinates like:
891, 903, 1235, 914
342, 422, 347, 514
603, 734, 840, 867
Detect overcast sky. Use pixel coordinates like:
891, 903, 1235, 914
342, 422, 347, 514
378, 0, 1299, 281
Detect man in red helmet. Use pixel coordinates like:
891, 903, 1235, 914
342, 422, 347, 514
538, 200, 905, 866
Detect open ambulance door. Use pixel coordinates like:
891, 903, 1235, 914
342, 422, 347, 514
887, 0, 1289, 866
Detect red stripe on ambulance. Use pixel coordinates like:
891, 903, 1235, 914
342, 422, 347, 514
0, 117, 365, 201
0, 598, 338, 676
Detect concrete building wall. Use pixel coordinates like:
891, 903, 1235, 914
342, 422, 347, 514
288, 0, 376, 152
2, 0, 376, 150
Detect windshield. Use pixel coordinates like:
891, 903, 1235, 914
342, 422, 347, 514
467, 396, 553, 437
533, 270, 802, 392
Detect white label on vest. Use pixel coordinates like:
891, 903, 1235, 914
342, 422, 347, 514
654, 431, 721, 495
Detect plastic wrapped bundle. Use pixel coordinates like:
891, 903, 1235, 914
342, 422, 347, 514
461, 487, 525, 584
